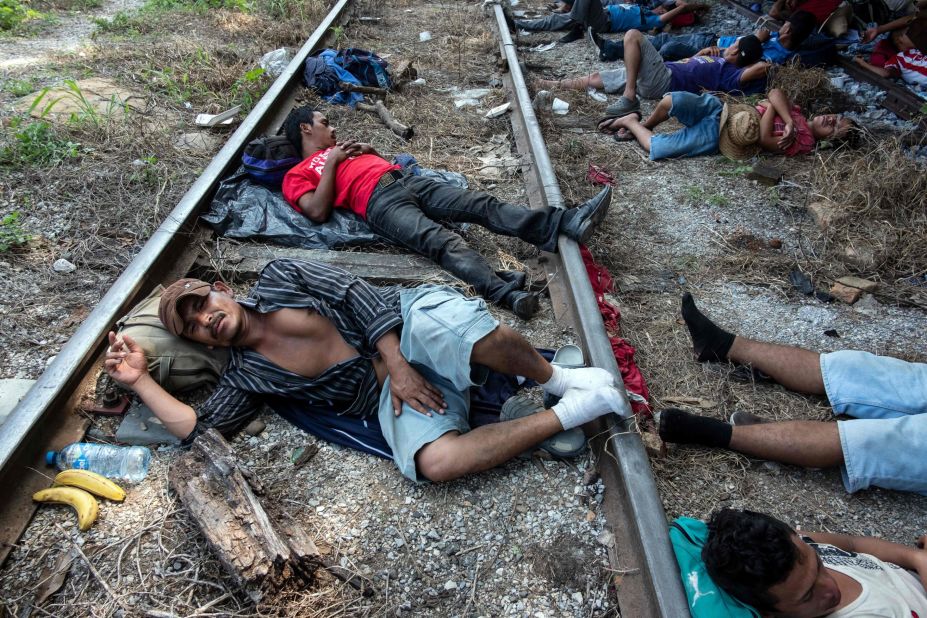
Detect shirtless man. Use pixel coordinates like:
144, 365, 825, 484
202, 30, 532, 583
105, 259, 625, 482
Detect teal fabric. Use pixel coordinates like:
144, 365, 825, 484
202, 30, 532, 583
669, 517, 760, 618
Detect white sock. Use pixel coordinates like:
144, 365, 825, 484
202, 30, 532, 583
552, 386, 623, 430
542, 365, 616, 397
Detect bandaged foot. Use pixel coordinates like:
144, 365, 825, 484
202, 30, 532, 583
542, 365, 616, 397
681, 293, 735, 363
552, 385, 623, 430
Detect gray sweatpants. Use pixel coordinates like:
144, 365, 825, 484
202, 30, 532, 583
515, 0, 613, 32
600, 34, 673, 98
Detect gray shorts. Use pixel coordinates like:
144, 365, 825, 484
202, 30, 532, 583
377, 286, 498, 481
600, 34, 672, 98
822, 350, 927, 495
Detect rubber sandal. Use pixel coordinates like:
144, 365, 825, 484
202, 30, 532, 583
613, 128, 635, 142
501, 395, 587, 459
598, 111, 641, 135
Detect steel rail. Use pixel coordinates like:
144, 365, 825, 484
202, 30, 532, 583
490, 6, 690, 617
0, 0, 353, 564
721, 0, 927, 122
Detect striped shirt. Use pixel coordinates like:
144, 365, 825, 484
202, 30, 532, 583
886, 48, 927, 87
185, 258, 403, 442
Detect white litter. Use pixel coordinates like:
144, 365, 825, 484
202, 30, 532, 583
529, 42, 557, 52
485, 102, 512, 118
195, 105, 241, 127
586, 87, 607, 102
552, 98, 569, 115
419, 31, 432, 42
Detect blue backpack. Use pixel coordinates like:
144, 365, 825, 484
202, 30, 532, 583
669, 517, 760, 618
334, 47, 392, 90
241, 135, 301, 187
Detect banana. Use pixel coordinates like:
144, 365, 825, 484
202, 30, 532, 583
33, 487, 99, 531
53, 469, 126, 502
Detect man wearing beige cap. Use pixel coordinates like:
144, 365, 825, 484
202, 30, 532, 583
603, 88, 855, 160
105, 259, 627, 482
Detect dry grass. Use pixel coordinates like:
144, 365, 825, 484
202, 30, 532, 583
768, 63, 861, 115
806, 133, 927, 285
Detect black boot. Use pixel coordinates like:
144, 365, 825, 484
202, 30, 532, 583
559, 24, 584, 43
560, 186, 613, 244
505, 290, 540, 320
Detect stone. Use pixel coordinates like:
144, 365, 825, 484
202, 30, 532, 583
174, 132, 222, 152
746, 162, 782, 186
768, 238, 783, 249
829, 282, 862, 304
807, 201, 836, 230
853, 294, 882, 317
52, 259, 76, 273
244, 419, 266, 436
836, 276, 878, 292
843, 245, 877, 270
444, 580, 458, 591
640, 430, 666, 458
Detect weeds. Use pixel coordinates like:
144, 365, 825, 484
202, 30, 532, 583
29, 79, 129, 128
0, 211, 31, 252
2, 78, 35, 97
145, 0, 250, 12
0, 118, 81, 166
0, 0, 42, 31
92, 11, 143, 36
685, 185, 729, 207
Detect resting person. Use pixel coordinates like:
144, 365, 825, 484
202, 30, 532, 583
657, 293, 927, 495
854, 25, 927, 87
513, 0, 707, 44
768, 0, 852, 37
703, 508, 927, 617
104, 259, 625, 483
589, 10, 816, 63
602, 88, 856, 161
280, 106, 613, 320
537, 30, 769, 117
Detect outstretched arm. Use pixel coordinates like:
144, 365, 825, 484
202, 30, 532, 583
105, 332, 197, 438
805, 531, 927, 591
853, 55, 893, 77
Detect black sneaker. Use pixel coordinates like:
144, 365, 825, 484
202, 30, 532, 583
507, 290, 540, 320
559, 24, 584, 44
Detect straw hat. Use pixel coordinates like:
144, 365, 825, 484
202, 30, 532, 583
718, 102, 761, 160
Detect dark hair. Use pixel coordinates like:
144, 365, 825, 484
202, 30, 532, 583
702, 508, 800, 612
736, 34, 763, 67
282, 105, 316, 157
786, 10, 816, 48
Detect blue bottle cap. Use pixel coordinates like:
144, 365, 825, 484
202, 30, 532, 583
45, 451, 56, 466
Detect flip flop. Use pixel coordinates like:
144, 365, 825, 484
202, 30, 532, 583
501, 395, 587, 459
598, 111, 641, 135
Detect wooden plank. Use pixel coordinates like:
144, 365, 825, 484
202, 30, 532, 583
197, 245, 460, 285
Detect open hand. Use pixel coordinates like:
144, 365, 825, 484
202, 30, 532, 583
104, 331, 149, 388
862, 27, 879, 43
388, 358, 447, 417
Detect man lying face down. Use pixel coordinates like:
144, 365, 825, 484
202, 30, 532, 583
105, 259, 626, 482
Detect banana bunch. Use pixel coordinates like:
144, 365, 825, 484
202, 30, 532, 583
33, 470, 126, 531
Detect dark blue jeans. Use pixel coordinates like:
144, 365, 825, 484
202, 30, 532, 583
365, 174, 564, 305
599, 31, 716, 61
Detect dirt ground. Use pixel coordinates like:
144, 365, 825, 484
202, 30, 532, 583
1, 0, 926, 616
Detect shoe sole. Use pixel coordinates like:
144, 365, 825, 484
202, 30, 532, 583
575, 186, 613, 244
604, 98, 640, 118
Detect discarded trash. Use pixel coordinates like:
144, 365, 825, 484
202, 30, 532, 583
587, 163, 615, 186
195, 105, 241, 127
260, 48, 291, 78
529, 42, 557, 53
587, 87, 607, 102
485, 102, 512, 118
410, 77, 426, 86
453, 87, 491, 109
48, 443, 152, 483
552, 98, 569, 114
419, 31, 432, 42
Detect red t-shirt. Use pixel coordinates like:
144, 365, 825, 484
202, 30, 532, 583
796, 0, 841, 24
755, 102, 815, 156
281, 148, 400, 220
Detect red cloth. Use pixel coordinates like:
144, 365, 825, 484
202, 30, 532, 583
754, 102, 815, 156
670, 12, 695, 27
587, 163, 616, 187
281, 149, 400, 220
795, 0, 841, 24
580, 246, 652, 417
869, 39, 897, 68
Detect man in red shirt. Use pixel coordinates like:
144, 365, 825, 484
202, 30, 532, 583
281, 106, 612, 320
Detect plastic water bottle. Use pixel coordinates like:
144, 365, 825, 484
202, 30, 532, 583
46, 443, 151, 483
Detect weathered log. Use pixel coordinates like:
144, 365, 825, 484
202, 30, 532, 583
170, 429, 320, 602
356, 101, 413, 140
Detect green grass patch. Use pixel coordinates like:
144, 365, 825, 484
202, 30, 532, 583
0, 0, 44, 31
0, 118, 81, 166
2, 77, 36, 97
0, 211, 31, 252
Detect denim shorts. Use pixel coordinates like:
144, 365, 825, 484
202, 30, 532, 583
377, 286, 498, 481
649, 92, 722, 161
821, 350, 927, 494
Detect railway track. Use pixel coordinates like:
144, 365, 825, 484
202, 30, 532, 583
0, 1, 688, 615
721, 0, 927, 122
